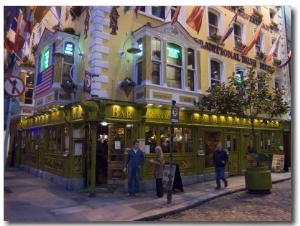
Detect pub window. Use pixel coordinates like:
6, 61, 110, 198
255, 33, 263, 55
204, 131, 221, 168
136, 38, 143, 85
234, 24, 243, 47
160, 126, 170, 153
274, 77, 282, 89
184, 128, 193, 152
151, 37, 161, 85
208, 11, 219, 36
49, 127, 63, 153
25, 72, 34, 104
145, 126, 157, 153
210, 60, 221, 87
166, 42, 182, 89
187, 48, 195, 91
138, 6, 171, 20
40, 46, 50, 72
62, 42, 75, 83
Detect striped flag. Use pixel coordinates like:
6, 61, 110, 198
186, 6, 205, 34
14, 9, 25, 52
35, 65, 54, 95
4, 19, 17, 53
264, 35, 281, 61
218, 13, 238, 45
279, 51, 291, 68
241, 22, 263, 56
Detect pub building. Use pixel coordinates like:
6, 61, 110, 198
6, 6, 291, 192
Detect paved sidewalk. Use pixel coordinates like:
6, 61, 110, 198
4, 168, 291, 222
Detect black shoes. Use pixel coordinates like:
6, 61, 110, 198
215, 187, 221, 190
224, 180, 228, 188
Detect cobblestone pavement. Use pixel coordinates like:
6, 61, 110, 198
157, 180, 292, 222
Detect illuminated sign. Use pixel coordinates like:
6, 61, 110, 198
64, 42, 74, 56
167, 46, 180, 59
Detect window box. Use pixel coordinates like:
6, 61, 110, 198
270, 21, 279, 31
251, 9, 263, 21
256, 50, 265, 60
273, 57, 282, 66
209, 32, 221, 43
235, 40, 246, 50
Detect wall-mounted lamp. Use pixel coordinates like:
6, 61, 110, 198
118, 32, 142, 58
101, 121, 108, 126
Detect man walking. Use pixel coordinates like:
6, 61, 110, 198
124, 140, 145, 196
213, 143, 228, 190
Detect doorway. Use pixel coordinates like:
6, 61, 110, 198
96, 124, 108, 185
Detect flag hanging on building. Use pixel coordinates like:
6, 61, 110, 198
14, 9, 25, 52
35, 65, 54, 95
171, 6, 181, 25
241, 22, 263, 56
4, 25, 16, 53
218, 13, 238, 45
124, 6, 140, 18
264, 35, 281, 61
186, 6, 205, 34
29, 6, 50, 23
279, 51, 292, 68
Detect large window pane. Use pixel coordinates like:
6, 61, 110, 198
166, 65, 182, 89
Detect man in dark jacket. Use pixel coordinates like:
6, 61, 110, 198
213, 143, 229, 190
123, 140, 145, 196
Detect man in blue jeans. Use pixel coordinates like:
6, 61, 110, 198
213, 143, 229, 190
123, 140, 145, 196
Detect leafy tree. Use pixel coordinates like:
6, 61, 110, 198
194, 66, 290, 166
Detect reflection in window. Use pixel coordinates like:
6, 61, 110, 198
184, 128, 193, 152
211, 60, 221, 87
151, 37, 161, 85
208, 11, 219, 36
160, 127, 170, 153
166, 43, 182, 89
187, 48, 195, 91
145, 126, 157, 153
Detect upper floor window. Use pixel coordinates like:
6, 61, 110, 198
166, 42, 182, 89
210, 60, 221, 87
151, 37, 161, 85
25, 72, 34, 104
208, 11, 219, 36
139, 6, 166, 20
269, 8, 276, 21
255, 33, 264, 56
136, 38, 144, 85
187, 48, 195, 91
274, 77, 282, 89
271, 37, 279, 58
40, 46, 50, 71
62, 42, 75, 83
234, 24, 243, 47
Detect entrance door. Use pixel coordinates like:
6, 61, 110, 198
107, 125, 126, 184
226, 130, 240, 176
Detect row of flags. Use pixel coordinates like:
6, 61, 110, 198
4, 6, 50, 54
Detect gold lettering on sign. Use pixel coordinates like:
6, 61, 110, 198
153, 92, 172, 100
111, 106, 133, 119
148, 111, 170, 120
191, 114, 201, 122
179, 96, 195, 103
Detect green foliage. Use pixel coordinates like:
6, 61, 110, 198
194, 66, 290, 166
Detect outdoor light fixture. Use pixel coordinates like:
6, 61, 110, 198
118, 32, 142, 58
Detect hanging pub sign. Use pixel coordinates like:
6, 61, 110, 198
171, 105, 179, 123
83, 71, 91, 93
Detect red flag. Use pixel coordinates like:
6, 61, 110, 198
14, 9, 25, 52
4, 19, 17, 53
134, 6, 141, 18
265, 35, 281, 61
241, 22, 263, 56
279, 51, 292, 68
186, 6, 205, 34
171, 6, 181, 25
218, 13, 237, 45
29, 6, 50, 23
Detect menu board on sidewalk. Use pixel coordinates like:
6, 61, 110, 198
271, 154, 285, 172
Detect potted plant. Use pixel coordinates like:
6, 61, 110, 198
209, 32, 221, 43
273, 57, 282, 66
194, 66, 290, 194
256, 50, 265, 59
252, 9, 263, 21
270, 21, 279, 31
61, 80, 77, 98
119, 77, 136, 97
235, 39, 246, 50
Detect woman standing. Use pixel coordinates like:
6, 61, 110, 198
150, 146, 165, 198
